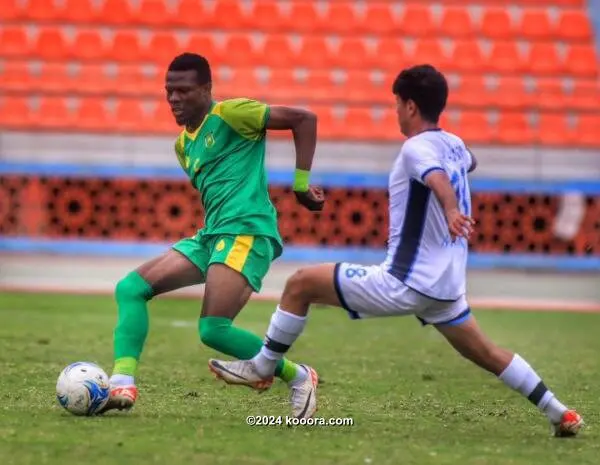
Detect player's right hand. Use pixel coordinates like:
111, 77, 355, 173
294, 186, 325, 211
446, 208, 475, 241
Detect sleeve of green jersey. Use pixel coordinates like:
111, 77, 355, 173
219, 98, 270, 141
174, 133, 186, 171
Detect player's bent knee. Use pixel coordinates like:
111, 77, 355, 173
284, 268, 315, 302
115, 271, 154, 303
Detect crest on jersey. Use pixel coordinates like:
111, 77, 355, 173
205, 132, 215, 148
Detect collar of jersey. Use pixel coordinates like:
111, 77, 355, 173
184, 101, 218, 141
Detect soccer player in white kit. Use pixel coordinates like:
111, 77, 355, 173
209, 65, 583, 436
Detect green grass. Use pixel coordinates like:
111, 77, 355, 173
0, 292, 597, 465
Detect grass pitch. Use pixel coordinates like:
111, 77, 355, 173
0, 291, 597, 465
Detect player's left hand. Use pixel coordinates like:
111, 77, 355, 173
446, 208, 475, 241
294, 186, 325, 211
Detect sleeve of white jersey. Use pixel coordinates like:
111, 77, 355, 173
402, 141, 446, 184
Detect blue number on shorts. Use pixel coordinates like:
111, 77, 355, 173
450, 167, 470, 215
345, 267, 367, 279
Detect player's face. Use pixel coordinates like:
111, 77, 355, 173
395, 95, 416, 137
165, 70, 210, 127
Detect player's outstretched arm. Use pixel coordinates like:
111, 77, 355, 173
424, 171, 475, 241
267, 106, 324, 211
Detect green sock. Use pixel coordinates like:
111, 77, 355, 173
112, 271, 153, 377
199, 316, 298, 382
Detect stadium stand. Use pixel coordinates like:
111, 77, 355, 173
0, 0, 599, 146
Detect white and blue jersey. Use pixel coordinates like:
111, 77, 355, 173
334, 128, 474, 325
383, 128, 473, 301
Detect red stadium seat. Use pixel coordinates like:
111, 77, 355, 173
567, 80, 600, 111
37, 62, 72, 93
223, 34, 259, 67
76, 64, 112, 95
247, 1, 287, 32
458, 111, 493, 144
534, 79, 568, 111
186, 34, 221, 66
174, 0, 210, 27
288, 2, 322, 34
557, 10, 593, 41
144, 32, 182, 65
333, 38, 372, 69
373, 39, 406, 72
76, 98, 111, 131
297, 37, 334, 69
114, 99, 148, 132
537, 113, 574, 146
0, 0, 23, 21
576, 114, 600, 147
413, 39, 450, 70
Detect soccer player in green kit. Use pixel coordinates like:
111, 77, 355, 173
99, 53, 325, 418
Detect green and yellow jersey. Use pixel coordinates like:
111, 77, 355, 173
174, 98, 282, 257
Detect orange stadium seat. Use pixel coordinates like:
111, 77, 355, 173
480, 8, 514, 39
297, 37, 334, 69
450, 76, 488, 108
76, 64, 113, 95
0, 27, 30, 58
137, 0, 176, 27
451, 41, 485, 72
71, 29, 108, 61
332, 38, 372, 69
413, 39, 451, 71
458, 112, 493, 144
568, 80, 600, 111
361, 3, 399, 35
534, 79, 567, 111
61, 0, 100, 23
33, 27, 69, 61
0, 97, 30, 129
23, 0, 61, 22
495, 76, 536, 109
247, 1, 287, 33
325, 3, 359, 35
537, 113, 574, 146
37, 62, 71, 93
440, 7, 475, 39
260, 35, 298, 68
173, 0, 210, 28
185, 34, 220, 65
36, 96, 73, 130
373, 39, 406, 71
576, 114, 600, 147
487, 41, 525, 73
496, 113, 534, 144
0, 0, 23, 21
520, 9, 555, 41
526, 42, 564, 75
212, 0, 247, 31
76, 97, 110, 131
557, 10, 593, 41
108, 30, 144, 63
99, 0, 136, 26
143, 32, 183, 65
288, 2, 322, 34
151, 100, 179, 133
116, 65, 163, 97
223, 34, 260, 67
114, 99, 148, 132
0, 61, 32, 93
400, 4, 436, 36
565, 44, 599, 77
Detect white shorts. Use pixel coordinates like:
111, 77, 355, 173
333, 263, 471, 326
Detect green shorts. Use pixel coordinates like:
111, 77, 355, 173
172, 232, 279, 292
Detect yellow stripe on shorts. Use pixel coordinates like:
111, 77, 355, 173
224, 235, 254, 272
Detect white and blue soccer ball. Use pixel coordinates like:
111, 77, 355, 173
56, 362, 110, 416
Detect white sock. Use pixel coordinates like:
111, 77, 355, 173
499, 354, 567, 423
252, 306, 307, 378
110, 374, 134, 386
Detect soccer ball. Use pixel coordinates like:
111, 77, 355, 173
56, 362, 110, 416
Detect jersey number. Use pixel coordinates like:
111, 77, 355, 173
450, 167, 470, 215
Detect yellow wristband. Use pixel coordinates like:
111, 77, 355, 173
293, 169, 310, 192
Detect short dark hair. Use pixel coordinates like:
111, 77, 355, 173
392, 64, 448, 123
168, 53, 211, 85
